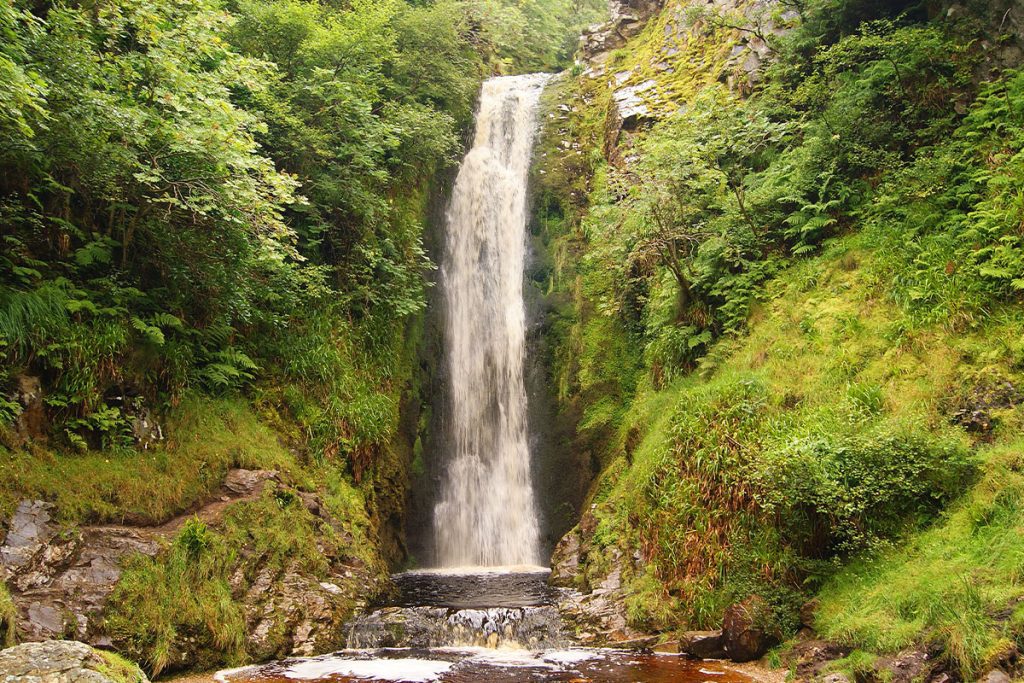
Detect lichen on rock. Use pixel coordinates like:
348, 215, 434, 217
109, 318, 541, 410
0, 640, 148, 683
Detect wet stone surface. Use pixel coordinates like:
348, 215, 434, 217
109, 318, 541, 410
387, 568, 559, 609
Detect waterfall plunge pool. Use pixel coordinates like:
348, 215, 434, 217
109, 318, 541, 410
211, 570, 760, 683
215, 647, 756, 683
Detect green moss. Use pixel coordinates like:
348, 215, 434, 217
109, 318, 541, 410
600, 0, 751, 111
0, 580, 16, 647
0, 396, 303, 525
97, 650, 148, 683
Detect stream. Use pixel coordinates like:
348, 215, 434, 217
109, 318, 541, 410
215, 648, 751, 683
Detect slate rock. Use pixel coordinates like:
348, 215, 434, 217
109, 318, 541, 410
680, 630, 728, 659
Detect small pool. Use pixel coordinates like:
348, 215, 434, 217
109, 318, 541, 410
215, 647, 754, 683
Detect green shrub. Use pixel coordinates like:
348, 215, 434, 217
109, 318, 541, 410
176, 518, 213, 559
754, 423, 972, 553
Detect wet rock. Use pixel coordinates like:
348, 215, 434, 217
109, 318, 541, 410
0, 501, 57, 574
653, 640, 680, 653
246, 566, 352, 659
786, 639, 854, 681
345, 605, 571, 650
680, 630, 728, 659
0, 640, 148, 683
722, 596, 780, 662
549, 529, 581, 587
4, 521, 160, 643
980, 670, 1012, 683
223, 469, 278, 496
554, 548, 653, 647
817, 674, 852, 683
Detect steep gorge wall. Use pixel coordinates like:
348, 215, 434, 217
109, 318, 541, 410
531, 0, 1024, 676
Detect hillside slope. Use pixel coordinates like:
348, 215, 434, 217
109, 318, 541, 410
533, 0, 1024, 678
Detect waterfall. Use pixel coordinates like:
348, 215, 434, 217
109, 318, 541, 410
432, 74, 550, 567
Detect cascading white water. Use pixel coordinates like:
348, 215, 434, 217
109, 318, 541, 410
432, 74, 550, 567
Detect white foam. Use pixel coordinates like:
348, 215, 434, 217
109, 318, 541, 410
280, 657, 453, 682
397, 565, 551, 577
213, 665, 259, 682
541, 649, 603, 664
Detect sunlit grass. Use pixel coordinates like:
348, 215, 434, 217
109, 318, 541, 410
817, 441, 1024, 678
0, 396, 303, 525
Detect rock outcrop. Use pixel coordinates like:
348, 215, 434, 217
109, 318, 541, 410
580, 0, 666, 63
550, 520, 656, 647
0, 640, 148, 683
0, 469, 381, 670
345, 605, 570, 650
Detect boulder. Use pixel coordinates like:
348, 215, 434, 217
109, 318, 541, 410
800, 598, 820, 629
980, 670, 1012, 683
680, 630, 727, 659
0, 640, 148, 683
223, 469, 278, 496
721, 596, 779, 662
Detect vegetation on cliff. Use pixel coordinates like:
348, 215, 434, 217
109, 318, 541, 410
3, 0, 1024, 678
0, 0, 601, 673
535, 0, 1024, 676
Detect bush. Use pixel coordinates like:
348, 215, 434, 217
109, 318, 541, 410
754, 422, 973, 553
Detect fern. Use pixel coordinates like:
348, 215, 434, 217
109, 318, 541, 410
0, 282, 71, 361
197, 348, 260, 391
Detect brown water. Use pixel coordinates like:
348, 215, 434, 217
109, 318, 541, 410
216, 647, 753, 683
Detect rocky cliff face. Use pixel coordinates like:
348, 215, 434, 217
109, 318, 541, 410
580, 0, 666, 62
533, 0, 799, 657
574, 0, 796, 165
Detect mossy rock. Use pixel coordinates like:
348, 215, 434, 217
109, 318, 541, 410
0, 640, 149, 683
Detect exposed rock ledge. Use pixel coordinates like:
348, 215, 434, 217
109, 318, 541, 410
0, 469, 378, 670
